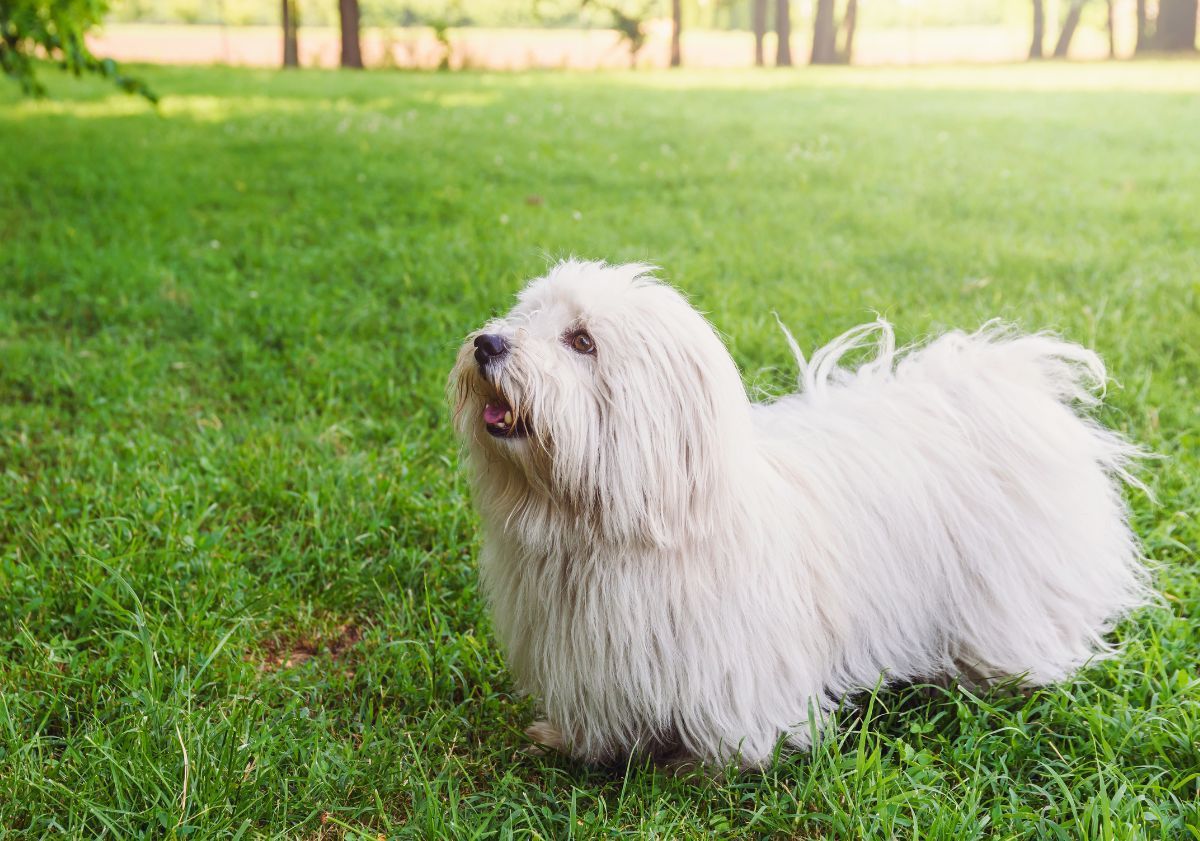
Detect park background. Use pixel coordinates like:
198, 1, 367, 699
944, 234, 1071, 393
2, 0, 1199, 837
83, 0, 1200, 68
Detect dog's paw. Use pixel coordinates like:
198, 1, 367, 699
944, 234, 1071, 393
524, 720, 567, 756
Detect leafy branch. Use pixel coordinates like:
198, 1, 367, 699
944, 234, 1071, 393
1, 0, 156, 100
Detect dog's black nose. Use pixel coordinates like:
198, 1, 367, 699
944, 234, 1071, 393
474, 333, 508, 366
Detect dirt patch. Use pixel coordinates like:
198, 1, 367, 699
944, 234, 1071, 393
254, 622, 362, 672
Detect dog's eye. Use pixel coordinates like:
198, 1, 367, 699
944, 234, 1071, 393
568, 330, 596, 355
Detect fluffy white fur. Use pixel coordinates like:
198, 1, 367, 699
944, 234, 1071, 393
450, 260, 1149, 769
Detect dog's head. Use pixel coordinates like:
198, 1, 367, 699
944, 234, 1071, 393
450, 260, 752, 546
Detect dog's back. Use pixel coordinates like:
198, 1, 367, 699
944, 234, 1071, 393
752, 323, 1149, 687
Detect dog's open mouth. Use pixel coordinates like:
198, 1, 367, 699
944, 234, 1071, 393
483, 398, 529, 439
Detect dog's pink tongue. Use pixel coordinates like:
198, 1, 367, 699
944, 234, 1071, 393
483, 402, 507, 424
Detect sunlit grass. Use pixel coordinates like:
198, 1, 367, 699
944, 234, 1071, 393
0, 62, 1197, 838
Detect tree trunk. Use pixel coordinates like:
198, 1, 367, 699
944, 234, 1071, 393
775, 0, 791, 66
1052, 0, 1087, 57
281, 0, 298, 68
670, 0, 681, 66
811, 0, 837, 63
839, 0, 857, 63
752, 0, 767, 66
1106, 0, 1115, 57
1136, 0, 1148, 51
1030, 0, 1045, 58
339, 0, 363, 67
1153, 0, 1199, 50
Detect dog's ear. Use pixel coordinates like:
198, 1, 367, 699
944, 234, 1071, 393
578, 287, 753, 549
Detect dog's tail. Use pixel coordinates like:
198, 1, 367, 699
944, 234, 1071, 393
775, 315, 1117, 406
774, 315, 1152, 494
773, 314, 897, 397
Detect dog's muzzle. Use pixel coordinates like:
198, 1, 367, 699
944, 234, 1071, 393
474, 333, 508, 369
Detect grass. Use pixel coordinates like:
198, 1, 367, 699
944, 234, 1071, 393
1, 61, 1198, 838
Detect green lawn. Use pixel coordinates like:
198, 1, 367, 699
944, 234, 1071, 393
1, 62, 1198, 838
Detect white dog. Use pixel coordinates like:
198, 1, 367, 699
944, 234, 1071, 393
449, 260, 1149, 769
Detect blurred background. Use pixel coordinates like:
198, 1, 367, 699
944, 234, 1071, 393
82, 0, 1200, 70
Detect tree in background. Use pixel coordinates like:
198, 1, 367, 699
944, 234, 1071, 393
1105, 0, 1115, 57
752, 0, 767, 66
424, 0, 465, 70
841, 0, 857, 61
580, 0, 651, 67
1148, 0, 1198, 50
1029, 0, 1045, 58
1052, 0, 1087, 57
339, 0, 363, 67
281, 0, 299, 66
611, 4, 648, 65
811, 0, 857, 64
1028, 0, 1197, 59
811, 0, 835, 62
1130, 0, 1195, 55
669, 0, 680, 66
1, 0, 154, 97
774, 0, 790, 65
1029, 0, 1106, 60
